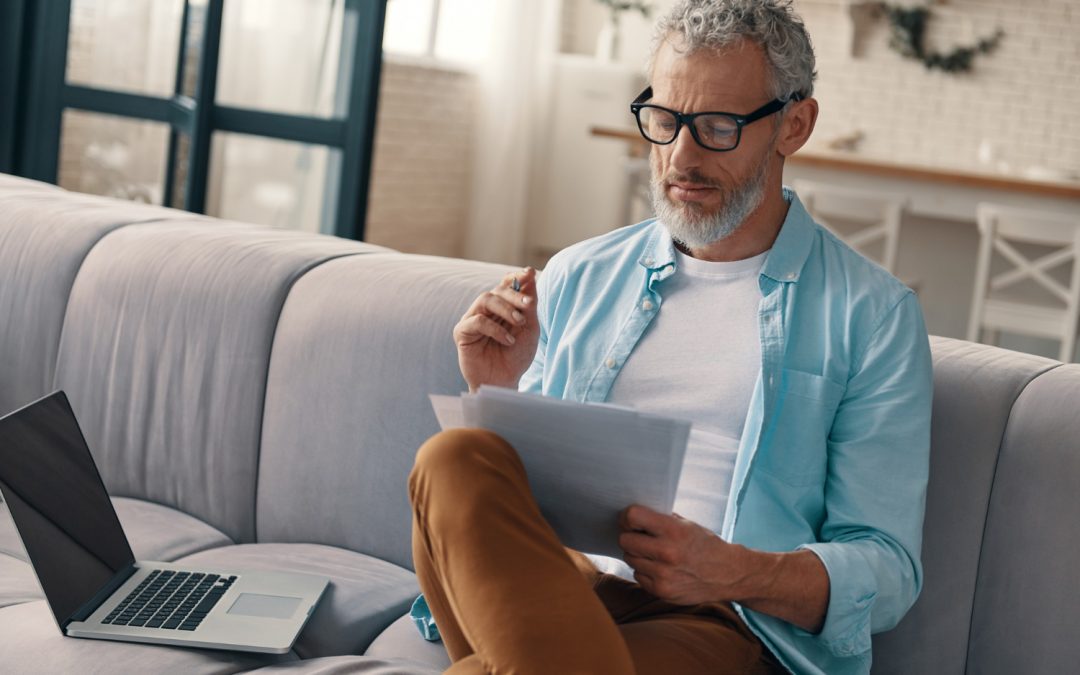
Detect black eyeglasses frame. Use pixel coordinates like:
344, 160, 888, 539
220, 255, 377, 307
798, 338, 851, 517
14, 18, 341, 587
629, 86, 804, 152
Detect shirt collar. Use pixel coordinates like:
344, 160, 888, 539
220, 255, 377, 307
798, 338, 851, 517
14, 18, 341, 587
638, 186, 815, 283
638, 223, 678, 275
760, 187, 815, 284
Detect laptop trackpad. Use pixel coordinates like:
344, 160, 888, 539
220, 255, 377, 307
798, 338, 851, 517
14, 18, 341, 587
227, 593, 302, 619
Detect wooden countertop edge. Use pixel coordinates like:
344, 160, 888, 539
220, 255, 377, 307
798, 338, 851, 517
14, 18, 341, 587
787, 152, 1080, 200
589, 126, 1080, 200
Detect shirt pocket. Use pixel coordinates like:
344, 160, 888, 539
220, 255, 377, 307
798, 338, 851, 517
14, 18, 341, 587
756, 369, 845, 486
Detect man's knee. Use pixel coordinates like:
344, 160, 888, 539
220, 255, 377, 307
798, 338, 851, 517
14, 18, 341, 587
408, 428, 519, 501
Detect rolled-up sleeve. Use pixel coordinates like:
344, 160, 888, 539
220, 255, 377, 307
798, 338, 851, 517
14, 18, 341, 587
798, 291, 933, 657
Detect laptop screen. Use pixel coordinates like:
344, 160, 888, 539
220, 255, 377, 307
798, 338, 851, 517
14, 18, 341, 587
0, 392, 135, 626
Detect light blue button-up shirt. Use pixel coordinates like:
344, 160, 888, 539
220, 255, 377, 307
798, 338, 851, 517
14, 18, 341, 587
519, 190, 933, 674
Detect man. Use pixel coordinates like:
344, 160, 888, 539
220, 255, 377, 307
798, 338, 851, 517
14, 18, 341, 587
408, 1, 932, 673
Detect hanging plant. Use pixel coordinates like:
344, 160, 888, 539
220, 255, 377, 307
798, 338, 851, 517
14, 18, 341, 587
595, 1, 653, 20
880, 3, 1003, 73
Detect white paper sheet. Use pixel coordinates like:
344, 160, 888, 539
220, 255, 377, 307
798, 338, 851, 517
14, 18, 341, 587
429, 387, 691, 557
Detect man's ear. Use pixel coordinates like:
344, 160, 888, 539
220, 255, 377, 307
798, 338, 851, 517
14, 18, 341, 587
776, 97, 819, 158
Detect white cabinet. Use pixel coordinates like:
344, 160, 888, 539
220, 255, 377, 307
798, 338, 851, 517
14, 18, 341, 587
528, 55, 644, 265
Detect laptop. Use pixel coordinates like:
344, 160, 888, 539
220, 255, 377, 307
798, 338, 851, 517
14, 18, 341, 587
0, 391, 329, 654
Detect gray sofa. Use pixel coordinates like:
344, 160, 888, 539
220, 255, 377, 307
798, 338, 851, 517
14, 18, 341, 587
1, 172, 1077, 674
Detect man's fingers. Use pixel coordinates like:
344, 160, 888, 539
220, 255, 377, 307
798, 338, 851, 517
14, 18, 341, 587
456, 314, 516, 347
502, 268, 537, 305
480, 291, 528, 327
460, 291, 524, 328
620, 504, 674, 536
619, 531, 673, 563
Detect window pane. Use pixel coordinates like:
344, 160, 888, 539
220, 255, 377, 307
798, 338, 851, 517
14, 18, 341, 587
434, 0, 496, 63
383, 0, 435, 57
206, 133, 339, 233
216, 0, 345, 118
58, 110, 169, 204
169, 132, 191, 209
67, 0, 185, 97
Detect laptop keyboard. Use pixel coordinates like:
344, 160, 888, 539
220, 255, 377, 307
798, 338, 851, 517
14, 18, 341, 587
102, 569, 237, 631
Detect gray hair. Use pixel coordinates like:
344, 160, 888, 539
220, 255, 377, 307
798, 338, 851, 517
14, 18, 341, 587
648, 0, 817, 101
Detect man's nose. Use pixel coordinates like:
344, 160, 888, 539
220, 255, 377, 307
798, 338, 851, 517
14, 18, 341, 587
668, 124, 704, 174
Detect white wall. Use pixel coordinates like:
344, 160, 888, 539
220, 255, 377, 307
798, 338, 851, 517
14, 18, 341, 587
563, 0, 1080, 180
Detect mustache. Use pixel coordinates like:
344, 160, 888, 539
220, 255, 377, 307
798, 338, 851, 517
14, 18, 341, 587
655, 171, 724, 190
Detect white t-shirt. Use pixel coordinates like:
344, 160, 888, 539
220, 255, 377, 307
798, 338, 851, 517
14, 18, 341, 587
608, 246, 766, 534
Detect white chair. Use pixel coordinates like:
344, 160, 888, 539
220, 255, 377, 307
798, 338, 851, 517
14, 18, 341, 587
967, 203, 1080, 362
793, 179, 908, 275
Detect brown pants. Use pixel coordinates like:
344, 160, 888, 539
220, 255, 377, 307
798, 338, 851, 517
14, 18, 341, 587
408, 428, 785, 675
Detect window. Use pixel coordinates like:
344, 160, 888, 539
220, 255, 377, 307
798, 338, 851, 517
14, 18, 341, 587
382, 0, 497, 64
9, 0, 387, 239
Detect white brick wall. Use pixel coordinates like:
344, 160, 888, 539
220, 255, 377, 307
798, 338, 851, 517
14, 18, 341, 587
797, 0, 1080, 178
365, 58, 475, 257
561, 0, 1080, 180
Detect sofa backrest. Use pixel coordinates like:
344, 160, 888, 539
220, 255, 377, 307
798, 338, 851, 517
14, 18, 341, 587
871, 338, 1061, 673
52, 221, 382, 543
0, 178, 192, 418
255, 253, 513, 569
964, 364, 1080, 674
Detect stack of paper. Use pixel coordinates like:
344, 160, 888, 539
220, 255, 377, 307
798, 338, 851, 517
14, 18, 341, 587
429, 387, 691, 557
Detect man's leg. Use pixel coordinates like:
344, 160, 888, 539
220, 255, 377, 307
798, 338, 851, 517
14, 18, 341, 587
408, 428, 635, 675
596, 573, 786, 675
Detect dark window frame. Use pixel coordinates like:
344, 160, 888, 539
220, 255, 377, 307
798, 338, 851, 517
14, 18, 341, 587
1, 0, 386, 240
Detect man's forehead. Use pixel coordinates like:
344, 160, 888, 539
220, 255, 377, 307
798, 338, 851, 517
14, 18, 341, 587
650, 35, 771, 105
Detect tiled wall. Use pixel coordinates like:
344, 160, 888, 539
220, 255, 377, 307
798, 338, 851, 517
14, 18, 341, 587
365, 59, 475, 258
798, 0, 1080, 179
561, 0, 1080, 180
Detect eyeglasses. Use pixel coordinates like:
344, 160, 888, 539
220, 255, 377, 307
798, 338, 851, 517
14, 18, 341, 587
629, 86, 803, 152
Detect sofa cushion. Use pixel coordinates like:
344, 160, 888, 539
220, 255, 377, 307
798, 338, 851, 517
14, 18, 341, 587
0, 189, 203, 418
177, 543, 418, 659
1, 496, 231, 563
966, 363, 1078, 675
0, 173, 62, 194
364, 614, 451, 671
53, 222, 386, 543
0, 599, 297, 674
257, 253, 513, 569
247, 655, 440, 674
869, 338, 1059, 674
0, 554, 41, 609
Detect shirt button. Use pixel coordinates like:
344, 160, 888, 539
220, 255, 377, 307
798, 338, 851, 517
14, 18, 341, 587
642, 299, 654, 311
605, 358, 617, 369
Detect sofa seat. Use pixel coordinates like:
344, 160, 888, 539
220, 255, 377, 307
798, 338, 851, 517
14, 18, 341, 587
365, 614, 451, 671
0, 496, 235, 610
1, 497, 234, 564
0, 554, 40, 609
176, 543, 419, 660
247, 655, 440, 674
0, 599, 298, 674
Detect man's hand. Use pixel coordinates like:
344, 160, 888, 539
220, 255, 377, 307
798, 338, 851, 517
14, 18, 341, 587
618, 504, 750, 606
454, 267, 539, 393
618, 504, 830, 633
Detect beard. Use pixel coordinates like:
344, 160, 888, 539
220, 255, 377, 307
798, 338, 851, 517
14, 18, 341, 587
649, 150, 771, 249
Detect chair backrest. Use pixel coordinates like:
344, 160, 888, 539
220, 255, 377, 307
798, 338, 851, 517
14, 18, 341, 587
966, 203, 1080, 361
793, 179, 907, 274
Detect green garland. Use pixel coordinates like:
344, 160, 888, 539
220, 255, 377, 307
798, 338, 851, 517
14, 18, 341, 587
881, 3, 1004, 73
595, 1, 652, 19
